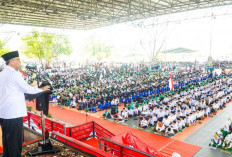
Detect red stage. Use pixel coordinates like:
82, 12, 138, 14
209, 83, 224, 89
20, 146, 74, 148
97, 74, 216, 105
26, 101, 201, 157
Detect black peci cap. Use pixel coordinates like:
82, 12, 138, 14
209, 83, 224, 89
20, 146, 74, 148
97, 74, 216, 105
1, 51, 19, 62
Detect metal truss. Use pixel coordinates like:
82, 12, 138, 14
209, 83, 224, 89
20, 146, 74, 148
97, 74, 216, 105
0, 0, 232, 30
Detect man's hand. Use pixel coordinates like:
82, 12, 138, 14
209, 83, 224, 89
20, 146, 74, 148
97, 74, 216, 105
41, 85, 51, 91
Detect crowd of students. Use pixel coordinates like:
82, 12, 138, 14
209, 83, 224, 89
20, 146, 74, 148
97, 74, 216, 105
24, 63, 232, 137
104, 74, 232, 137
209, 117, 232, 151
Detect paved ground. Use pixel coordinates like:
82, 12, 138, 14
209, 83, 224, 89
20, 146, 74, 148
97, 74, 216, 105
184, 104, 232, 157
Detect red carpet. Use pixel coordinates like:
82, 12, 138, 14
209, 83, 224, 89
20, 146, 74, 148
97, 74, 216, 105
27, 102, 201, 157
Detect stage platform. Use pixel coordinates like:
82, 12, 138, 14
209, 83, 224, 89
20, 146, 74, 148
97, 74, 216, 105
27, 101, 201, 157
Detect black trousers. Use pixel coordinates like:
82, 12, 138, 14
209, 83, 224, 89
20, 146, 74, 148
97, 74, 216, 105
0, 117, 23, 157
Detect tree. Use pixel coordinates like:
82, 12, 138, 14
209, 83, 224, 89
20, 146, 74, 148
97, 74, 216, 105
51, 35, 72, 58
138, 19, 169, 63
21, 30, 54, 68
92, 42, 111, 61
21, 31, 72, 68
83, 36, 112, 62
0, 40, 10, 57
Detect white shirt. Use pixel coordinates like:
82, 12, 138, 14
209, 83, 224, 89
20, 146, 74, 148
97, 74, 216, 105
141, 120, 148, 127
163, 118, 170, 126
157, 111, 165, 118
128, 109, 133, 115
0, 66, 42, 119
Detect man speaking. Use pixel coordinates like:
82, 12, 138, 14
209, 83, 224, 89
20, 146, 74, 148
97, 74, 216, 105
0, 51, 50, 157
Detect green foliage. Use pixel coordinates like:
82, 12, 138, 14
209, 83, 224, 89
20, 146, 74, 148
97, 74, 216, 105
21, 30, 54, 66
26, 106, 33, 112
47, 113, 52, 118
51, 35, 72, 57
83, 36, 112, 61
0, 40, 10, 57
21, 30, 72, 68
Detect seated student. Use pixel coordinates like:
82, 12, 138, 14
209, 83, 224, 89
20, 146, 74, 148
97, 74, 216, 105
147, 108, 153, 117
210, 105, 216, 115
60, 96, 67, 109
185, 106, 191, 115
190, 105, 196, 113
176, 110, 181, 119
128, 108, 134, 117
168, 112, 176, 123
115, 111, 124, 123
213, 101, 219, 112
154, 119, 165, 135
70, 98, 77, 108
122, 108, 128, 121
226, 93, 231, 103
50, 95, 58, 103
141, 109, 148, 117
222, 96, 227, 107
143, 103, 149, 111
225, 117, 232, 127
196, 109, 203, 123
180, 108, 186, 119
216, 130, 224, 140
163, 115, 170, 127
103, 100, 109, 109
152, 105, 159, 115
205, 105, 211, 117
209, 134, 222, 148
181, 117, 187, 128
157, 107, 165, 122
138, 104, 143, 115
185, 114, 191, 127
147, 116, 154, 127
165, 127, 175, 137
110, 104, 118, 117
177, 118, 185, 131
65, 97, 71, 106
133, 106, 139, 116
217, 99, 223, 109
97, 101, 104, 110
164, 107, 170, 116
221, 124, 230, 137
130, 102, 135, 110
171, 120, 179, 134
103, 109, 111, 119
152, 113, 158, 126
140, 117, 148, 128
78, 102, 84, 110
222, 133, 232, 151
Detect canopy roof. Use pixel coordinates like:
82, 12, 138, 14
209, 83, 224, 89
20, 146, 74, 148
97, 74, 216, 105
0, 0, 231, 29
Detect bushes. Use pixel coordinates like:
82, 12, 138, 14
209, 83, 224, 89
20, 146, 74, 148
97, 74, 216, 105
27, 106, 33, 112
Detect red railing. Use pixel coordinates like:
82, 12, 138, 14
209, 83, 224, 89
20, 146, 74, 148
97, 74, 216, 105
66, 121, 115, 140
99, 137, 155, 157
52, 132, 115, 157
23, 112, 66, 135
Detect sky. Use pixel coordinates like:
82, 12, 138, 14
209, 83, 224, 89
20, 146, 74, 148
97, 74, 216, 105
1, 5, 232, 63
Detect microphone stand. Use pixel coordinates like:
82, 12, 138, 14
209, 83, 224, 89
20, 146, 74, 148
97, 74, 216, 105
27, 71, 60, 156
36, 73, 46, 144
86, 103, 88, 123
